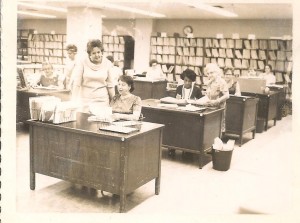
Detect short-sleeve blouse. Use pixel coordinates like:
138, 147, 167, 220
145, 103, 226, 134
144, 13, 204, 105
206, 77, 229, 107
110, 94, 142, 114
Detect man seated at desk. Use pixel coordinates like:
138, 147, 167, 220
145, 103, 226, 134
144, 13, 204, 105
145, 59, 166, 80
31, 61, 65, 89
175, 68, 202, 100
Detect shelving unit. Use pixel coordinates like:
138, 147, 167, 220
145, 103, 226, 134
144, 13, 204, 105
150, 36, 203, 86
149, 35, 293, 89
17, 29, 34, 61
102, 35, 135, 71
27, 33, 67, 64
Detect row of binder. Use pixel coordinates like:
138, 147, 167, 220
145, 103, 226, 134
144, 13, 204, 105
29, 56, 65, 65
174, 65, 202, 76
277, 40, 293, 51
105, 52, 125, 62
103, 43, 125, 52
151, 37, 176, 46
150, 54, 175, 64
151, 37, 204, 47
28, 48, 64, 57
161, 65, 175, 74
102, 36, 125, 44
204, 39, 267, 49
28, 41, 64, 49
151, 46, 176, 55
176, 47, 203, 56
29, 34, 67, 42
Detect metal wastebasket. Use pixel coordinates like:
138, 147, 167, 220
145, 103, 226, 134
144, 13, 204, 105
212, 149, 233, 171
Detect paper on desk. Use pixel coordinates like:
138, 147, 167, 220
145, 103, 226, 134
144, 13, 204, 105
112, 121, 140, 127
157, 103, 178, 108
160, 97, 187, 105
177, 104, 206, 112
33, 86, 60, 90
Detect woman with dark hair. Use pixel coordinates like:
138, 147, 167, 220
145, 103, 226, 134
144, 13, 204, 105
175, 68, 202, 100
71, 39, 115, 112
110, 75, 142, 121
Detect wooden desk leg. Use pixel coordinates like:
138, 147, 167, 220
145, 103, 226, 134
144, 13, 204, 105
155, 176, 160, 195
252, 130, 256, 139
119, 194, 126, 213
30, 171, 35, 190
274, 119, 277, 126
239, 131, 243, 147
29, 126, 35, 190
265, 119, 268, 131
198, 150, 203, 169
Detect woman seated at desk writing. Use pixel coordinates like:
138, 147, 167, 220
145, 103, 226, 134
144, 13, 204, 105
32, 62, 65, 89
175, 68, 202, 100
110, 75, 142, 121
146, 59, 166, 80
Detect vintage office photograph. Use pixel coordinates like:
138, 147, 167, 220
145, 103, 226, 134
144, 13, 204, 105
2, 0, 300, 222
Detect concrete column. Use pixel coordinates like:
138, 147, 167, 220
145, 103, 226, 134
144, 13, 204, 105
66, 7, 103, 58
133, 19, 154, 73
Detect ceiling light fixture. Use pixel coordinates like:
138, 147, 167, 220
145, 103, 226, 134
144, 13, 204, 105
17, 10, 57, 18
17, 2, 67, 13
92, 2, 166, 18
180, 0, 238, 17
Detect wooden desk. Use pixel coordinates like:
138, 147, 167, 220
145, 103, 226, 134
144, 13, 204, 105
141, 99, 224, 168
26, 113, 164, 213
17, 88, 70, 123
267, 85, 286, 120
225, 95, 259, 146
133, 79, 167, 100
242, 91, 279, 131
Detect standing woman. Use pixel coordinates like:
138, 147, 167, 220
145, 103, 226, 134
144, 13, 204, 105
72, 39, 115, 112
64, 44, 78, 90
261, 64, 276, 85
196, 63, 229, 133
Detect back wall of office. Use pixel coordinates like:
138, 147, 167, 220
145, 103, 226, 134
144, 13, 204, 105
18, 19, 292, 38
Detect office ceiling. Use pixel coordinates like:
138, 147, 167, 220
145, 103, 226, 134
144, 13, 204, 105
17, 0, 293, 20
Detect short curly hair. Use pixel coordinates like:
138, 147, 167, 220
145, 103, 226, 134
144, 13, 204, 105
119, 75, 135, 92
66, 44, 77, 52
180, 69, 197, 82
86, 39, 104, 55
149, 59, 158, 66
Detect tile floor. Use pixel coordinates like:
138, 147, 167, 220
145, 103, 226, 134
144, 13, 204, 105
14, 115, 296, 219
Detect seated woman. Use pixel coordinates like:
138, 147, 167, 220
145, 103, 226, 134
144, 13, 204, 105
146, 59, 166, 80
175, 68, 202, 100
35, 62, 64, 89
224, 67, 241, 96
110, 75, 142, 121
247, 67, 258, 77
261, 64, 276, 85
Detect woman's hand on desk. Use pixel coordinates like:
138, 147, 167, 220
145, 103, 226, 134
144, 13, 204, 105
111, 113, 121, 121
206, 99, 220, 107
